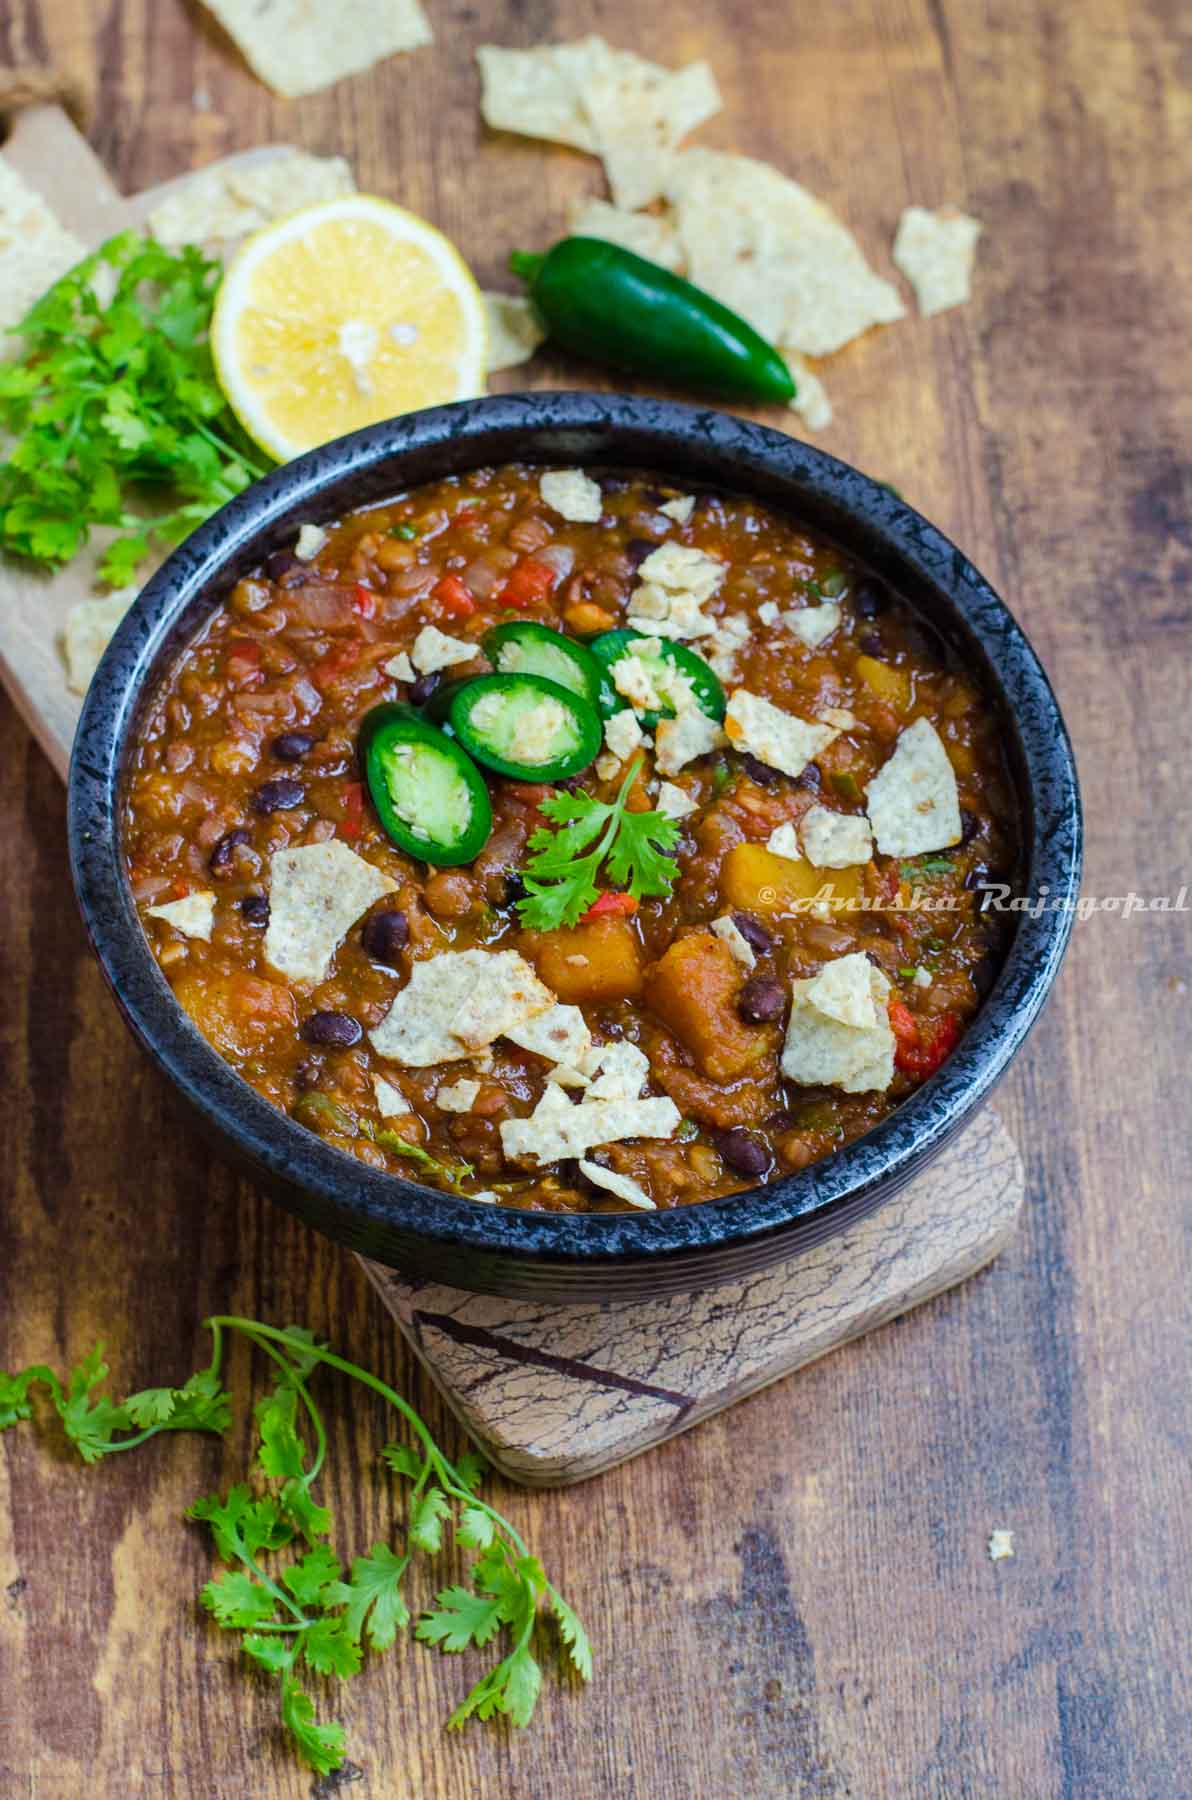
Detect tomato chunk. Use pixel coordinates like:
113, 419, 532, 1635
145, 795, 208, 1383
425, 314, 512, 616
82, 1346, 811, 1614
889, 999, 960, 1077
352, 584, 378, 619
433, 574, 476, 619
496, 557, 557, 611
581, 891, 638, 922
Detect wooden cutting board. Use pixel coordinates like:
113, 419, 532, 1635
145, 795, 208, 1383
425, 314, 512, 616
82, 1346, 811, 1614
0, 103, 1024, 1487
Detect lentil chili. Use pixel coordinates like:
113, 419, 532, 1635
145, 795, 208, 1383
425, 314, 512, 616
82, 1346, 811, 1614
123, 464, 1017, 1214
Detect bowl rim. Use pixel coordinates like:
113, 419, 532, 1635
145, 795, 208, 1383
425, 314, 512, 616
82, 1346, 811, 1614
68, 392, 1082, 1272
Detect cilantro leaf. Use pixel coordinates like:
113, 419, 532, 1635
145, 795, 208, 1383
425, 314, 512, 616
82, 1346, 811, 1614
456, 1505, 495, 1550
325, 1543, 410, 1649
278, 1478, 331, 1544
56, 1347, 130, 1463
188, 1485, 293, 1562
409, 1486, 453, 1555
380, 1443, 423, 1481
302, 1616, 362, 1679
242, 1634, 295, 1678
448, 1645, 543, 1730
416, 1584, 506, 1652
0, 1366, 53, 1430
453, 1450, 487, 1494
281, 1545, 342, 1609
549, 1587, 594, 1681
255, 1384, 307, 1482
201, 1570, 279, 1630
0, 233, 269, 585
516, 757, 679, 931
280, 1676, 346, 1775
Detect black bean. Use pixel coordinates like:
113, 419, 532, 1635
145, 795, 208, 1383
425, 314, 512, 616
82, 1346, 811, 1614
960, 807, 982, 846
599, 474, 630, 494
765, 1109, 798, 1133
858, 631, 884, 657
504, 874, 527, 905
264, 550, 312, 587
240, 893, 270, 925
854, 577, 888, 618
732, 912, 773, 954
796, 763, 822, 792
737, 976, 786, 1024
713, 1128, 770, 1178
741, 752, 781, 788
626, 537, 658, 569
209, 826, 250, 872
302, 1010, 362, 1048
272, 731, 316, 762
361, 908, 409, 964
408, 671, 441, 707
253, 778, 305, 814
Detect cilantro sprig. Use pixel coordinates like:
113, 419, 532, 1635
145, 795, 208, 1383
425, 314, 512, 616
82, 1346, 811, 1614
517, 755, 680, 931
0, 231, 268, 585
0, 1318, 590, 1775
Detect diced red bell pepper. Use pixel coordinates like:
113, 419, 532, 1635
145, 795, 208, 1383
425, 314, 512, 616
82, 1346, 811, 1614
226, 639, 263, 689
889, 998, 960, 1077
433, 573, 477, 619
452, 507, 481, 529
170, 878, 192, 900
581, 891, 638, 922
339, 780, 365, 841
495, 557, 557, 611
352, 584, 378, 619
312, 642, 362, 690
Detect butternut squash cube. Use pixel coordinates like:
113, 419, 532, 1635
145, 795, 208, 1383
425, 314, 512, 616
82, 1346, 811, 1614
520, 915, 643, 1002
855, 653, 912, 712
644, 931, 770, 1082
721, 842, 864, 916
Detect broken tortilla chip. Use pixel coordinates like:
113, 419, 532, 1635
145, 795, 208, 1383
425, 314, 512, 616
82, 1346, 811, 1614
893, 205, 982, 317
370, 948, 554, 1065
483, 292, 546, 370
567, 198, 685, 272
201, 0, 431, 98
63, 588, 138, 695
264, 841, 397, 985
0, 156, 86, 346
148, 151, 356, 253
582, 57, 721, 209
664, 148, 905, 356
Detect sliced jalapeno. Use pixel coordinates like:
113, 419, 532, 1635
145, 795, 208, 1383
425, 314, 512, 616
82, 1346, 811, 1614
484, 620, 603, 709
446, 673, 602, 780
588, 630, 727, 729
359, 702, 492, 866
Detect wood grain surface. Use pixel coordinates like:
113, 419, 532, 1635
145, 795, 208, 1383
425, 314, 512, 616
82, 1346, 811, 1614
1, 1, 1189, 1796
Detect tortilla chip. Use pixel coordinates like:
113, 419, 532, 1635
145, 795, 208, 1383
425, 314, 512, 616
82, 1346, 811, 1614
201, 0, 431, 98
477, 38, 611, 151
0, 156, 86, 344
148, 151, 355, 252
500, 1090, 679, 1165
62, 588, 139, 695
265, 841, 397, 985
577, 1160, 656, 1209
583, 58, 721, 209
782, 959, 894, 1093
370, 949, 554, 1065
801, 953, 880, 1029
583, 1040, 650, 1102
800, 806, 873, 869
723, 690, 838, 779
567, 199, 684, 272
373, 1074, 408, 1117
893, 206, 981, 317
539, 468, 603, 522
711, 914, 756, 971
865, 717, 962, 858
785, 353, 832, 431
483, 292, 545, 371
436, 1078, 480, 1113
145, 891, 217, 942
664, 149, 904, 356
506, 1003, 593, 1068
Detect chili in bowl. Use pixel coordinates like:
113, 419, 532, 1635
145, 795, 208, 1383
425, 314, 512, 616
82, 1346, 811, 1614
68, 395, 1081, 1300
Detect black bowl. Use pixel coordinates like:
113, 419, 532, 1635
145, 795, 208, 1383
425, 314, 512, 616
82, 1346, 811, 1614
68, 394, 1081, 1301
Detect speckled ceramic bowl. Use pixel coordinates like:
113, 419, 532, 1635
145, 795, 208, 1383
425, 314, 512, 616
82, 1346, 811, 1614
68, 394, 1081, 1300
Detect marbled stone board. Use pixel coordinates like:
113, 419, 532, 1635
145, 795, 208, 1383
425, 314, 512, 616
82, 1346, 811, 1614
362, 1107, 1024, 1486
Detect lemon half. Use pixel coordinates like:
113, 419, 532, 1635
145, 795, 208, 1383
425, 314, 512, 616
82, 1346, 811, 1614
212, 196, 488, 462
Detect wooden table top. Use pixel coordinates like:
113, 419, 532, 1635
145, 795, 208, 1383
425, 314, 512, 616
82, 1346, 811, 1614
2, 2, 1189, 1794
